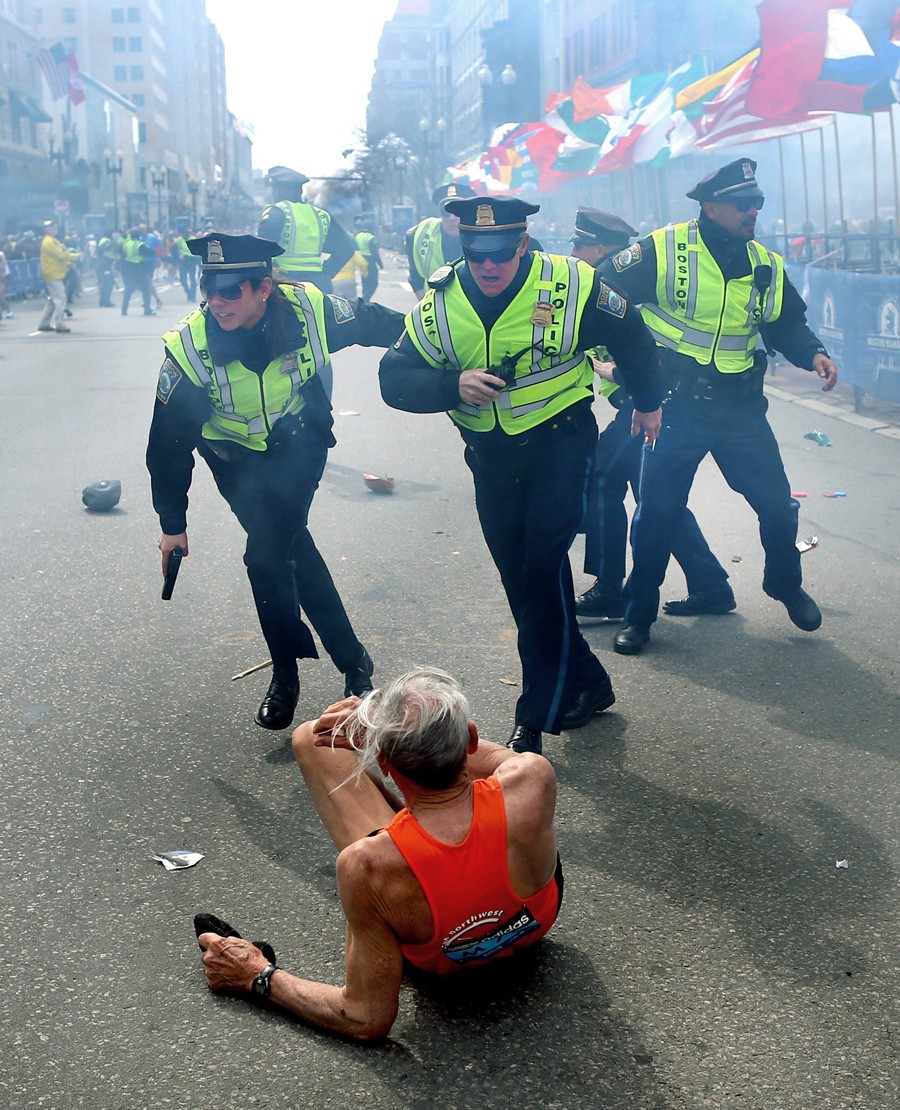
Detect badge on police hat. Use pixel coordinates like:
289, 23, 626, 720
475, 204, 496, 227
612, 243, 642, 272
207, 239, 225, 264
597, 282, 627, 318
531, 301, 554, 327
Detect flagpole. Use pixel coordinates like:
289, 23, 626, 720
833, 116, 846, 236
870, 112, 879, 246
889, 106, 899, 244
800, 131, 810, 232
778, 138, 789, 253
818, 126, 829, 239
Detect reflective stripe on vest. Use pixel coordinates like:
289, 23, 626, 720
639, 221, 784, 373
411, 218, 449, 281
122, 238, 144, 264
267, 201, 330, 272
405, 252, 595, 433
162, 284, 330, 450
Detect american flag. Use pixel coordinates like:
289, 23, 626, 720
37, 42, 85, 105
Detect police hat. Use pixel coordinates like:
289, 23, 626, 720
433, 181, 477, 210
82, 479, 122, 511
189, 233, 284, 291
570, 208, 637, 247
687, 158, 764, 203
444, 196, 540, 255
267, 165, 309, 187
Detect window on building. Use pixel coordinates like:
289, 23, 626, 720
138, 121, 147, 143
114, 65, 127, 80
112, 8, 125, 22
129, 37, 141, 51
588, 15, 606, 69
62, 7, 76, 22
128, 6, 141, 20
130, 65, 143, 80
113, 37, 125, 52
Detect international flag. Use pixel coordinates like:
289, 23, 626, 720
37, 42, 85, 105
748, 0, 900, 117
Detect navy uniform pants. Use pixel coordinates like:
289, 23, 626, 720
200, 427, 363, 673
583, 402, 729, 595
625, 394, 801, 628
463, 403, 608, 735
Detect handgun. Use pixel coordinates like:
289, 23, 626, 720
161, 546, 184, 601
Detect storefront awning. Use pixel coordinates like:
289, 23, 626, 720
9, 90, 52, 123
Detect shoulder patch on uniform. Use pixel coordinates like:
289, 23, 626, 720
156, 358, 183, 404
597, 282, 627, 318
328, 294, 356, 323
612, 243, 642, 272
427, 264, 454, 288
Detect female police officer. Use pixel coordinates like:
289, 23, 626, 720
147, 233, 403, 730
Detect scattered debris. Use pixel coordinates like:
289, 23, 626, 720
337, 410, 360, 416
804, 431, 832, 446
153, 850, 204, 871
500, 677, 519, 687
823, 491, 847, 498
731, 556, 742, 563
792, 491, 808, 498
363, 474, 395, 494
231, 659, 273, 681
82, 479, 122, 511
796, 536, 819, 554
835, 859, 849, 869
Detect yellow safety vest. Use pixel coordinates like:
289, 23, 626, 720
121, 238, 144, 265
355, 231, 375, 257
640, 220, 784, 374
163, 284, 330, 451
263, 201, 330, 273
174, 236, 192, 259
411, 218, 454, 281
405, 252, 596, 434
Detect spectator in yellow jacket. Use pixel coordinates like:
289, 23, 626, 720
38, 220, 80, 333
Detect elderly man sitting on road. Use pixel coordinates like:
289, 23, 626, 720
196, 666, 561, 1041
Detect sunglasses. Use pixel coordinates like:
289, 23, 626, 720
462, 240, 523, 265
729, 194, 765, 212
200, 281, 248, 302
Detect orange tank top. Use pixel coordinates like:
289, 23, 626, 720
386, 776, 560, 975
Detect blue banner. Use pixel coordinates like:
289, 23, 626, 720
802, 268, 900, 403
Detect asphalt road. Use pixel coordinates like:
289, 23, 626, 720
1, 262, 897, 1109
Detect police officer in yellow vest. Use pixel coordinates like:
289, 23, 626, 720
258, 166, 355, 295
571, 208, 730, 624
404, 182, 477, 300
147, 234, 405, 730
380, 197, 663, 755
597, 158, 839, 657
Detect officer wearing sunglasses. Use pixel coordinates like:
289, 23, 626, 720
592, 157, 839, 658
380, 195, 664, 756
147, 233, 405, 731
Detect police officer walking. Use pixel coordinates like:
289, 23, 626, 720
570, 208, 731, 622
353, 219, 383, 302
596, 158, 839, 656
380, 197, 663, 755
147, 234, 404, 730
404, 182, 477, 300
257, 166, 355, 294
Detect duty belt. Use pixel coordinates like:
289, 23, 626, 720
666, 368, 764, 404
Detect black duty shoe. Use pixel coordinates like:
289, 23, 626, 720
663, 589, 736, 616
561, 674, 616, 730
343, 646, 375, 697
575, 581, 625, 620
614, 623, 651, 655
255, 669, 300, 730
778, 588, 822, 631
506, 724, 543, 755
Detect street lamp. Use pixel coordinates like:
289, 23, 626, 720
105, 150, 124, 231
150, 166, 167, 230
187, 178, 199, 230
418, 116, 448, 194
48, 133, 65, 183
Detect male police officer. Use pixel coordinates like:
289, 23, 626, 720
258, 166, 355, 294
597, 158, 838, 656
571, 208, 731, 623
405, 182, 477, 299
380, 197, 662, 755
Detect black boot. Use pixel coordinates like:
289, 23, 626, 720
255, 667, 300, 730
343, 647, 375, 697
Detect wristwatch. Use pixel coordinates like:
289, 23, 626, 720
251, 963, 277, 999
